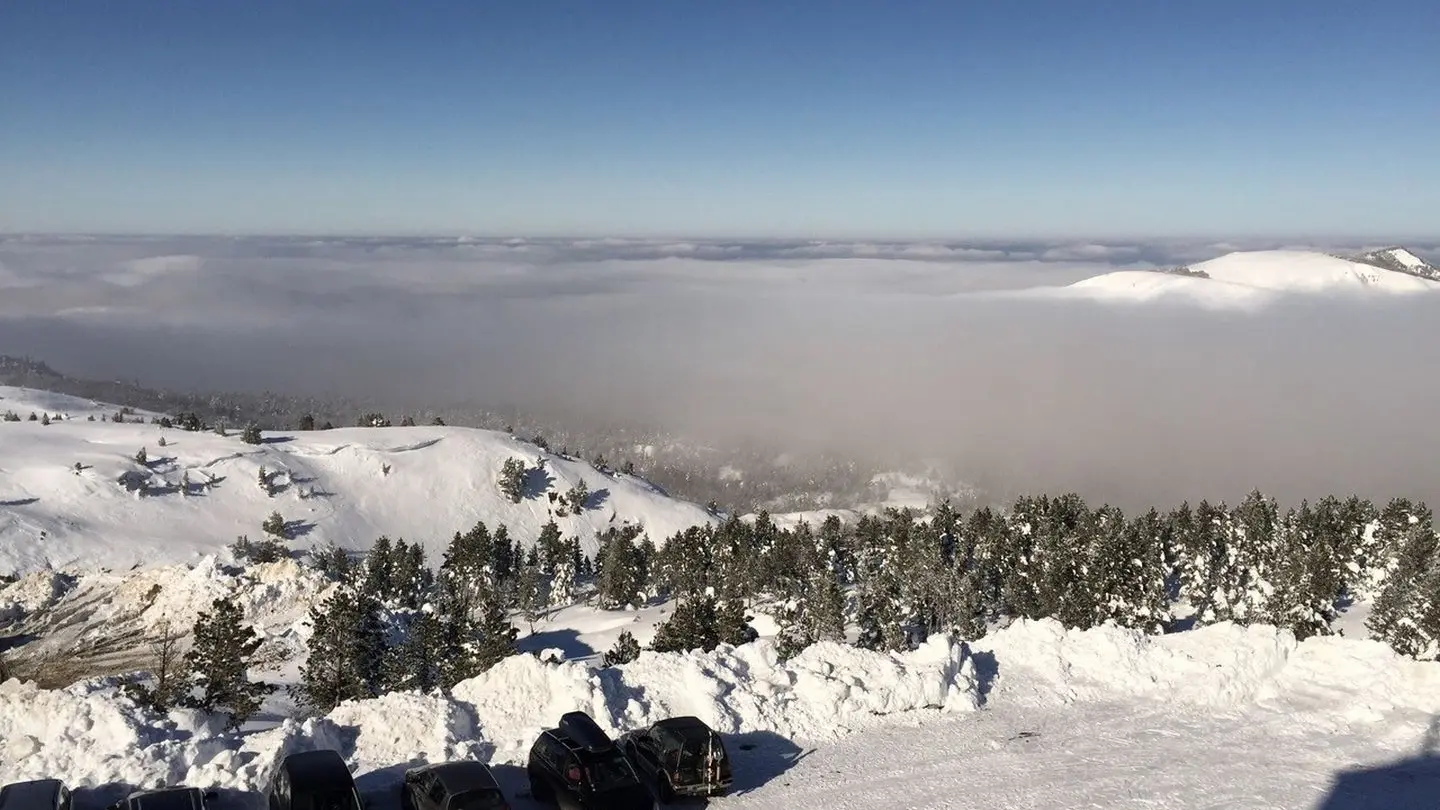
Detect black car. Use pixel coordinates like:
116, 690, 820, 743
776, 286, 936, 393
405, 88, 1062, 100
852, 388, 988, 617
107, 788, 213, 810
401, 762, 509, 810
0, 780, 72, 810
617, 717, 732, 801
526, 711, 653, 810
265, 750, 363, 810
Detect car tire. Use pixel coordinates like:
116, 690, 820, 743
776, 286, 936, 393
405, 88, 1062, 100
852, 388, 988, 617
528, 774, 550, 803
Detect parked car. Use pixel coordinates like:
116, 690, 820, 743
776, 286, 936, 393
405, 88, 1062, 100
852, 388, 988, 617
401, 762, 508, 810
617, 716, 732, 801
526, 711, 653, 810
107, 787, 213, 810
264, 750, 362, 810
0, 779, 72, 810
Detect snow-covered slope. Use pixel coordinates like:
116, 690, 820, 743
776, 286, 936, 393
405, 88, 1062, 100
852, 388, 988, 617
0, 385, 716, 575
1357, 246, 1440, 280
1058, 249, 1440, 308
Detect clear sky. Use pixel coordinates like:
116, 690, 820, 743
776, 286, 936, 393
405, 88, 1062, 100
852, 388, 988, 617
3, 1, 1437, 238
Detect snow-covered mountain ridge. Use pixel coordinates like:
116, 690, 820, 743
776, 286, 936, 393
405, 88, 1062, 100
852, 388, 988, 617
1057, 248, 1440, 308
0, 385, 717, 576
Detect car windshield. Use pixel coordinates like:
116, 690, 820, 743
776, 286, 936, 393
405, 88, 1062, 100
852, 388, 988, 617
586, 755, 639, 791
307, 790, 360, 810
450, 789, 506, 810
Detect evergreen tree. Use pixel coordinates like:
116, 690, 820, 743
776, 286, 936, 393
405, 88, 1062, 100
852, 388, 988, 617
184, 596, 275, 728
550, 539, 578, 608
715, 594, 756, 646
293, 586, 388, 712
471, 587, 518, 671
382, 607, 443, 692
364, 535, 397, 601
241, 424, 263, 445
1368, 503, 1438, 656
262, 511, 287, 538
596, 529, 647, 609
602, 631, 642, 666
516, 560, 549, 633
311, 543, 356, 582
651, 594, 721, 653
298, 413, 316, 431
498, 458, 527, 503
134, 447, 148, 466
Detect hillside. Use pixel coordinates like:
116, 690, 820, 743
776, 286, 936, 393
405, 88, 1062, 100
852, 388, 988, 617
1355, 246, 1440, 280
0, 385, 717, 575
1060, 248, 1440, 307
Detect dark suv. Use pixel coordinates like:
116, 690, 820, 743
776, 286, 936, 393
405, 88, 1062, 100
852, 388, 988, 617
0, 780, 72, 810
617, 717, 732, 800
526, 712, 653, 810
264, 750, 363, 810
401, 762, 508, 810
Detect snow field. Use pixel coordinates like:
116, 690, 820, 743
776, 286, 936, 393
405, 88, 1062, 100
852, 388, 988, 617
0, 384, 718, 575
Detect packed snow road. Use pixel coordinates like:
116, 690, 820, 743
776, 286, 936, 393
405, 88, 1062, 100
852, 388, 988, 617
700, 704, 1436, 810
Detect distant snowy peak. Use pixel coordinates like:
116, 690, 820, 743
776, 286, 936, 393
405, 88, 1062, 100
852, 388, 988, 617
1353, 246, 1440, 281
1060, 249, 1440, 309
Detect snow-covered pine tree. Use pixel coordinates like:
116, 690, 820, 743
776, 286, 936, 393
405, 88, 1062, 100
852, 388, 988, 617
364, 535, 397, 601
241, 424, 263, 445
1179, 500, 1225, 623
498, 458, 527, 503
549, 539, 578, 608
1226, 493, 1280, 624
1368, 503, 1437, 656
596, 527, 647, 609
184, 596, 275, 728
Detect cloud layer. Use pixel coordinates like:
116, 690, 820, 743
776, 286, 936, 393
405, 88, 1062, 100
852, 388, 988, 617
1, 235, 1438, 509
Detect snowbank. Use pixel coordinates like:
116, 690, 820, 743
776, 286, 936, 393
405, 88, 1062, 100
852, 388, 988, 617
0, 636, 978, 794
5, 619, 1439, 798
975, 618, 1440, 723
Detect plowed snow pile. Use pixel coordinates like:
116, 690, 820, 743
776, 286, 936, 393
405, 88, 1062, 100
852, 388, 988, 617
3, 618, 1438, 804
0, 634, 978, 797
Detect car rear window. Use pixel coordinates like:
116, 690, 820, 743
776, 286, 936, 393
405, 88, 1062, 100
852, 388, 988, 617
450, 789, 506, 810
306, 790, 359, 810
585, 755, 639, 791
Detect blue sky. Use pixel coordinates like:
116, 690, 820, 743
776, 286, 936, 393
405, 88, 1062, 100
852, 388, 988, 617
3, 1, 1437, 238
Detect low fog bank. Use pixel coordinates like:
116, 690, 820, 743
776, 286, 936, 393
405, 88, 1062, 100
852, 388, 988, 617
2, 236, 1438, 511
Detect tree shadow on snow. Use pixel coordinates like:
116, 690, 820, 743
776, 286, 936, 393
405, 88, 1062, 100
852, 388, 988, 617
524, 466, 556, 499
1315, 717, 1440, 810
261, 435, 295, 445
517, 627, 596, 661
584, 488, 610, 511
0, 497, 39, 507
725, 730, 811, 795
